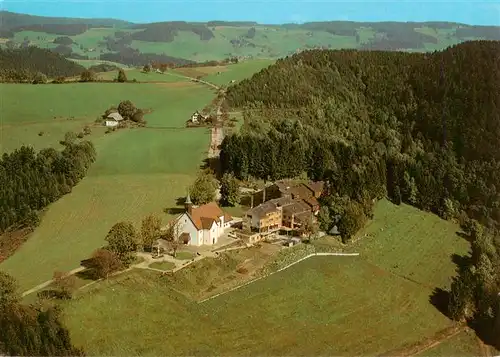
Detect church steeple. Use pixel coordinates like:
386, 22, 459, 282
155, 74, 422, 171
185, 190, 193, 215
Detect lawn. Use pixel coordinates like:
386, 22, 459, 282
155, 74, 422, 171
348, 199, 470, 289
417, 329, 479, 356
174, 251, 195, 260
63, 255, 454, 356
149, 261, 176, 271
0, 81, 215, 291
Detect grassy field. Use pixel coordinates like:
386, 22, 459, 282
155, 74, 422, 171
0, 81, 215, 291
60, 199, 472, 355
417, 329, 480, 357
348, 199, 470, 289
192, 59, 275, 86
63, 255, 453, 356
97, 69, 188, 82
149, 261, 176, 270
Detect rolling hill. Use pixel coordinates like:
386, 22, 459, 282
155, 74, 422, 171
1, 11, 499, 65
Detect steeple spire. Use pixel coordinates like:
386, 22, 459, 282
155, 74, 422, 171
185, 189, 193, 215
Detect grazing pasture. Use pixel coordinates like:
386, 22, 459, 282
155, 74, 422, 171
200, 59, 275, 86
0, 81, 214, 291
348, 199, 470, 289
63, 255, 453, 356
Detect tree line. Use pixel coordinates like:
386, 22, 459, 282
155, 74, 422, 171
0, 137, 96, 234
220, 41, 500, 341
0, 47, 85, 82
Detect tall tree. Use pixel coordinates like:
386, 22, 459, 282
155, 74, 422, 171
140, 214, 162, 252
116, 68, 127, 83
105, 221, 138, 265
190, 169, 218, 205
220, 172, 240, 207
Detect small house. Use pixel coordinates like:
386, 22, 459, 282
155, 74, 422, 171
190, 111, 208, 124
105, 112, 123, 127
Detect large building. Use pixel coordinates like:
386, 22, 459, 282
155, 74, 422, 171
170, 194, 233, 246
242, 180, 325, 238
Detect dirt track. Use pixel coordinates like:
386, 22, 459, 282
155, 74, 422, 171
378, 323, 466, 357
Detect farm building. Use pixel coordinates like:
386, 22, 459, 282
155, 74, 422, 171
190, 111, 208, 124
168, 194, 233, 246
105, 112, 123, 127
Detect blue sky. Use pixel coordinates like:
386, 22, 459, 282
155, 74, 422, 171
2, 0, 500, 25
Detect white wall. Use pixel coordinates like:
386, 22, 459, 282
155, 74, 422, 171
177, 213, 200, 246
105, 120, 118, 127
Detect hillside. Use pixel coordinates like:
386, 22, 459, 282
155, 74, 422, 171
0, 46, 86, 81
222, 40, 500, 229
221, 41, 500, 345
1, 11, 500, 65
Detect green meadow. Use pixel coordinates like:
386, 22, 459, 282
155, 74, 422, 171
0, 80, 214, 291
61, 199, 472, 355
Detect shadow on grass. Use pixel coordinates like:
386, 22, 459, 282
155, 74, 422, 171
200, 158, 221, 179
429, 287, 451, 318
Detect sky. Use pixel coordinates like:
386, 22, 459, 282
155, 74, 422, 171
2, 0, 500, 25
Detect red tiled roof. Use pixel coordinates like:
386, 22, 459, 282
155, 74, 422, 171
189, 202, 228, 230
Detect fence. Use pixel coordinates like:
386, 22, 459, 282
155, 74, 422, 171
198, 252, 359, 303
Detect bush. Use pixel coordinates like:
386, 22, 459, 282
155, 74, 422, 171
77, 132, 84, 139
38, 131, 44, 136
32, 72, 47, 84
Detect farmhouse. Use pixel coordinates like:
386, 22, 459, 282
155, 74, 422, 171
190, 110, 209, 124
105, 112, 123, 127
171, 194, 233, 246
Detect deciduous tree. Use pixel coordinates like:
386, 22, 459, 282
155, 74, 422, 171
0, 271, 19, 307
190, 169, 218, 205
141, 214, 162, 252
105, 221, 138, 265
52, 271, 77, 299
117, 100, 137, 120
90, 249, 123, 279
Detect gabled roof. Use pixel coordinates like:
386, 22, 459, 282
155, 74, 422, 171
188, 202, 231, 230
107, 112, 124, 121
305, 181, 325, 194
247, 201, 279, 219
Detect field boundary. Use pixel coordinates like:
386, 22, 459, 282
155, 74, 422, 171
198, 252, 359, 304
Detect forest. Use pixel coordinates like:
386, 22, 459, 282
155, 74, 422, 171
0, 138, 96, 235
220, 40, 500, 344
0, 47, 85, 82
99, 47, 194, 66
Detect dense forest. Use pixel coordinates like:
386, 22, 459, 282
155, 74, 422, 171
221, 41, 500, 344
99, 47, 195, 66
0, 138, 96, 233
0, 271, 84, 356
0, 47, 85, 82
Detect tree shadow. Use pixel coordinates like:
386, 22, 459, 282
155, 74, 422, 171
469, 317, 497, 348
456, 230, 473, 242
164, 207, 185, 215
429, 287, 451, 318
201, 158, 222, 179
428, 253, 471, 318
